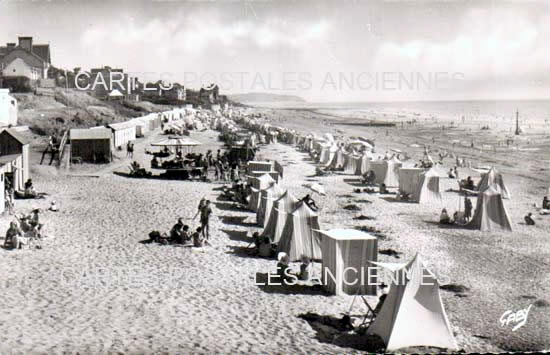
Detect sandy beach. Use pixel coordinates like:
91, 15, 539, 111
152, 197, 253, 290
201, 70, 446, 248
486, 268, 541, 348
0, 108, 548, 353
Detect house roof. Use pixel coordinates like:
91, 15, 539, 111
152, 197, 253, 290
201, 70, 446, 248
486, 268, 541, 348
32, 44, 51, 64
70, 128, 112, 140
0, 128, 29, 145
108, 121, 137, 130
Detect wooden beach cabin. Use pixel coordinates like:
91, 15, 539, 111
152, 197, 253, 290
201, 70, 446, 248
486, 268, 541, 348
70, 128, 113, 163
0, 128, 30, 191
108, 121, 136, 149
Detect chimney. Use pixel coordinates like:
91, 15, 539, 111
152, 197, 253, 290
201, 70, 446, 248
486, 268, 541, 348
6, 43, 16, 52
18, 36, 33, 52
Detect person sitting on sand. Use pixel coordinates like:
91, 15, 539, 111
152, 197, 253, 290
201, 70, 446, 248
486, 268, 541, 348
440, 208, 452, 224
379, 183, 389, 194
362, 170, 376, 185
465, 176, 475, 190
29, 209, 42, 230
258, 237, 272, 257
192, 227, 204, 247
49, 201, 59, 212
276, 252, 292, 284
525, 212, 536, 226
151, 156, 159, 169
24, 179, 33, 191
299, 256, 311, 281
448, 168, 456, 179
170, 218, 185, 243
543, 196, 550, 210
4, 221, 23, 249
300, 194, 318, 211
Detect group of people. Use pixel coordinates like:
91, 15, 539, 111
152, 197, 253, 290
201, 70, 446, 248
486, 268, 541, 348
149, 198, 213, 248
439, 197, 473, 225
3, 207, 54, 250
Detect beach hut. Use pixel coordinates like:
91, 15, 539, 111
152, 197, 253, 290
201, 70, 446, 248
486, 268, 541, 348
329, 147, 346, 170
256, 183, 284, 227
467, 185, 512, 232
70, 128, 113, 163
398, 168, 425, 197
247, 161, 273, 174
108, 121, 136, 148
367, 254, 458, 352
318, 229, 378, 296
477, 167, 510, 199
262, 191, 299, 243
0, 128, 30, 191
277, 201, 322, 261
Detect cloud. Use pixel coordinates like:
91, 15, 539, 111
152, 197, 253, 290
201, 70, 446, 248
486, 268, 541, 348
372, 7, 549, 81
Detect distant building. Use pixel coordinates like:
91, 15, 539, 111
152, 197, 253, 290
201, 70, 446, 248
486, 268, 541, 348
164, 83, 186, 101
0, 37, 51, 91
89, 66, 133, 99
0, 89, 17, 126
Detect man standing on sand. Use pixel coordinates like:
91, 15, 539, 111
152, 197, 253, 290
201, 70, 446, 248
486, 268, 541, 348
199, 200, 213, 241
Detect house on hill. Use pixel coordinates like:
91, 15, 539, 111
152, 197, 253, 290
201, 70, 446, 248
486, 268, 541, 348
0, 128, 30, 191
0, 89, 18, 127
0, 36, 51, 91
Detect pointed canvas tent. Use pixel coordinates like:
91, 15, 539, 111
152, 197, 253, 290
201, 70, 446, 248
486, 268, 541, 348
477, 167, 510, 199
248, 174, 276, 212
371, 157, 402, 187
277, 201, 322, 261
329, 147, 347, 170
318, 229, 378, 296
415, 168, 442, 204
398, 168, 425, 197
262, 191, 299, 243
256, 183, 284, 227
344, 154, 363, 175
467, 185, 512, 231
323, 144, 339, 167
367, 254, 458, 352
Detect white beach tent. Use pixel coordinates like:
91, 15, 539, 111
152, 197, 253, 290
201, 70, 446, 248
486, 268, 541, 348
277, 201, 322, 261
262, 191, 299, 243
256, 183, 284, 227
467, 185, 512, 232
415, 168, 442, 204
371, 157, 402, 187
318, 229, 378, 296
477, 167, 510, 199
367, 254, 458, 352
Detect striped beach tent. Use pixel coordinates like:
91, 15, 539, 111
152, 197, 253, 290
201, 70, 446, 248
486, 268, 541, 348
329, 147, 347, 170
262, 191, 300, 243
256, 183, 284, 227
318, 229, 378, 296
344, 154, 363, 175
477, 167, 510, 199
277, 201, 322, 261
467, 185, 512, 231
248, 174, 276, 211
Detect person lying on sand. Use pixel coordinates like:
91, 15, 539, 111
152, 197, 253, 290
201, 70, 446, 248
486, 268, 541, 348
525, 213, 536, 226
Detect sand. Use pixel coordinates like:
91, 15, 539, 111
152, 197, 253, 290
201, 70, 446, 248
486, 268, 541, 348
0, 111, 548, 353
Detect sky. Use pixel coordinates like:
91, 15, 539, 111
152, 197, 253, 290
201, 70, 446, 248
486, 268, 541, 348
1, 0, 550, 102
